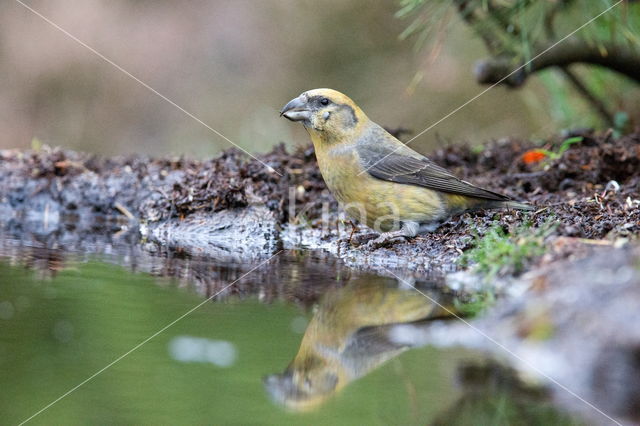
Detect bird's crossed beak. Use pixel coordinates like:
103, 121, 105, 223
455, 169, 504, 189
280, 95, 311, 122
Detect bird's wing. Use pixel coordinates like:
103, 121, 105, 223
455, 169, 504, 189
357, 141, 509, 201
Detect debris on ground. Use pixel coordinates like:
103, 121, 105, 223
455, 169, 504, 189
0, 130, 638, 267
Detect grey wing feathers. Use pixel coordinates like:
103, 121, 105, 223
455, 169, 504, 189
357, 144, 510, 201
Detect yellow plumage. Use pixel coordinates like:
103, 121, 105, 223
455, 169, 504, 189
313, 142, 444, 231
264, 277, 455, 411
281, 88, 533, 244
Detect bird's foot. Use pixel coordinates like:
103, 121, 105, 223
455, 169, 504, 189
362, 232, 407, 251
337, 232, 378, 248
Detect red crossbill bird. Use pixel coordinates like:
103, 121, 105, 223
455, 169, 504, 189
280, 88, 533, 247
264, 277, 455, 411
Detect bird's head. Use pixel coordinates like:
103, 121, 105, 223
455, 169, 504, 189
263, 356, 341, 412
280, 88, 366, 141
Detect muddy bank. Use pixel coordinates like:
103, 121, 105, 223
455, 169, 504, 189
1, 130, 638, 298
1, 130, 638, 265
2, 129, 638, 302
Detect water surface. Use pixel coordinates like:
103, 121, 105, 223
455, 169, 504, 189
0, 234, 580, 425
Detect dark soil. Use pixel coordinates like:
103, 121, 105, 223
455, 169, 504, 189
0, 129, 638, 266
430, 130, 640, 240
0, 143, 333, 227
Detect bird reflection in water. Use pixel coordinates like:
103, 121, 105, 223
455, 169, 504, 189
264, 276, 456, 411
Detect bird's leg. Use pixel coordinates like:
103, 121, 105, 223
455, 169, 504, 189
363, 230, 407, 249
336, 220, 376, 247
347, 220, 358, 244
364, 222, 419, 250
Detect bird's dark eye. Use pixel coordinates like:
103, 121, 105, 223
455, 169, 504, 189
320, 98, 330, 106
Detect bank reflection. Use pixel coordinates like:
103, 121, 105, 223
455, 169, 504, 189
264, 276, 456, 411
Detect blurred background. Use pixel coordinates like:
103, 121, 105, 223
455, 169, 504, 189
1, 0, 638, 157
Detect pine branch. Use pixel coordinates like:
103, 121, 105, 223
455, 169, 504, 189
474, 38, 640, 87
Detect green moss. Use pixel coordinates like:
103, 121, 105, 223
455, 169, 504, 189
459, 219, 557, 279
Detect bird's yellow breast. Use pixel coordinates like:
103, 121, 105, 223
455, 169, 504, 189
312, 136, 446, 232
